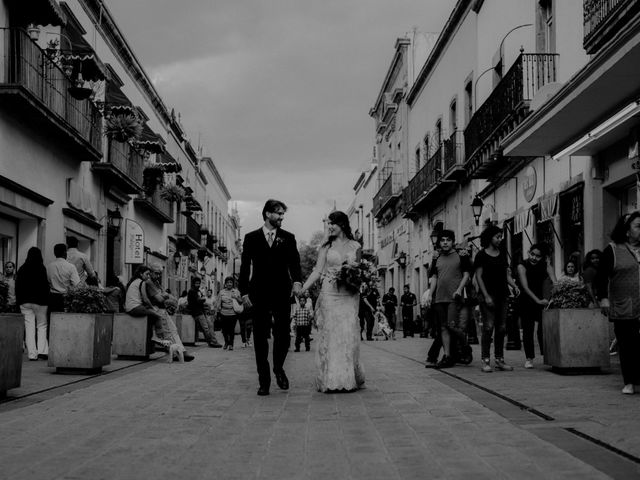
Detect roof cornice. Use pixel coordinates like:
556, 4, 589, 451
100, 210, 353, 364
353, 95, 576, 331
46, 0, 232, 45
78, 0, 172, 126
406, 0, 473, 106
369, 37, 410, 117
201, 157, 231, 200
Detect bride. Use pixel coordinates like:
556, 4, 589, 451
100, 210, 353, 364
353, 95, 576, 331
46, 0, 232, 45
302, 211, 365, 392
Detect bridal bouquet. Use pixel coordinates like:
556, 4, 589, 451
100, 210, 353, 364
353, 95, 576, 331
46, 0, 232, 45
336, 259, 377, 293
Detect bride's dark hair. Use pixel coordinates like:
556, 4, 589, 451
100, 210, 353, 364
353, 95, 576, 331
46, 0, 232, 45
323, 211, 354, 247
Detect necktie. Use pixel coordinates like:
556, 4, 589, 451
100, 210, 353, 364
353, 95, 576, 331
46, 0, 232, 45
268, 232, 274, 247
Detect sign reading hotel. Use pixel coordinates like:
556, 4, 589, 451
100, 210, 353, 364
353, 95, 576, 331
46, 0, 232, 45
124, 219, 144, 264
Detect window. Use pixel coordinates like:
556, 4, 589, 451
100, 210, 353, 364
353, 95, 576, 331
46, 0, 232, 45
464, 80, 473, 125
536, 0, 555, 53
415, 146, 421, 172
449, 98, 457, 134
435, 119, 442, 146
423, 133, 430, 160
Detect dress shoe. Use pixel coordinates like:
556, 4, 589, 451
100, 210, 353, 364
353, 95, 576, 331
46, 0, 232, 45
183, 352, 195, 362
257, 386, 270, 396
208, 342, 222, 348
435, 355, 455, 369
275, 371, 289, 390
38, 354, 48, 360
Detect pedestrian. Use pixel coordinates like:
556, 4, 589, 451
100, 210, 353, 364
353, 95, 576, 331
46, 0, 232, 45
596, 212, 640, 395
365, 283, 380, 341
582, 249, 602, 306
382, 287, 398, 338
374, 306, 391, 340
291, 293, 313, 351
559, 260, 582, 283
46, 243, 80, 313
177, 290, 188, 311
425, 230, 472, 369
66, 236, 96, 285
1, 261, 16, 310
474, 225, 520, 373
189, 277, 223, 348
358, 282, 369, 340
216, 276, 243, 350
15, 247, 49, 361
400, 284, 417, 338
516, 243, 556, 369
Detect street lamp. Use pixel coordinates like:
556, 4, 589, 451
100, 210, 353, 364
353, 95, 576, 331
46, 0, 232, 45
430, 230, 440, 248
107, 207, 123, 233
471, 195, 484, 226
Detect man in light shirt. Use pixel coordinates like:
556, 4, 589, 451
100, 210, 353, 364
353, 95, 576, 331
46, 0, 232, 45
66, 236, 95, 284
47, 243, 80, 313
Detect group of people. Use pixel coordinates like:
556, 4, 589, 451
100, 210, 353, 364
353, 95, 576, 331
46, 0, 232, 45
0, 237, 99, 362
357, 284, 418, 341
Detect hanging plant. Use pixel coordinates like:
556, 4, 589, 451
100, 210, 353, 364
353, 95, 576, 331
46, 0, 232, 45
104, 114, 142, 143
159, 183, 185, 203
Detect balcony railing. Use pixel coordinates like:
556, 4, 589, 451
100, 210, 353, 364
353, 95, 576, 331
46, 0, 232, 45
186, 216, 201, 244
95, 139, 144, 190
205, 233, 216, 252
464, 53, 558, 176
583, 0, 639, 54
177, 215, 201, 247
0, 28, 102, 154
134, 189, 173, 223
372, 172, 402, 218
442, 131, 464, 174
404, 146, 442, 212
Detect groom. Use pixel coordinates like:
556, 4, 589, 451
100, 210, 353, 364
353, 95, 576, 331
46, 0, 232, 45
239, 199, 302, 396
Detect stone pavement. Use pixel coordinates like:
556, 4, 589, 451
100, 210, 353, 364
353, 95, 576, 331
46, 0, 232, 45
0, 337, 638, 480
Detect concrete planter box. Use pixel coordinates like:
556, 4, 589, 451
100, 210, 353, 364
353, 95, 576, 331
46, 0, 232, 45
0, 313, 25, 396
542, 308, 610, 370
174, 314, 196, 345
112, 314, 152, 359
49, 313, 113, 373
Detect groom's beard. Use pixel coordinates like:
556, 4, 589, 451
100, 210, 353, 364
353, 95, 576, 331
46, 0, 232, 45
267, 219, 282, 229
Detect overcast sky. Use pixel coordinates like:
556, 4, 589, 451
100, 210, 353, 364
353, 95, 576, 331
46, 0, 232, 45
108, 0, 452, 243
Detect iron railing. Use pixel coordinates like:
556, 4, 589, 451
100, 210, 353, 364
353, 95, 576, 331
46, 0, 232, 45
106, 140, 144, 187
373, 172, 402, 217
405, 146, 441, 209
442, 131, 464, 173
583, 0, 638, 53
0, 28, 102, 152
464, 53, 558, 163
149, 189, 172, 219
186, 216, 201, 244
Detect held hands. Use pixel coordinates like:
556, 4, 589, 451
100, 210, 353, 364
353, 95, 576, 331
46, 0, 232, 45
242, 294, 253, 309
537, 298, 549, 307
600, 298, 610, 317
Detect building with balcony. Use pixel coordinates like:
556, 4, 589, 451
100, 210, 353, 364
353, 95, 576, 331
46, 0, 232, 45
347, 160, 378, 262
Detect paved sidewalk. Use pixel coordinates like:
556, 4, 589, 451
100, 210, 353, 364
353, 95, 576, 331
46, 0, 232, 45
0, 338, 636, 479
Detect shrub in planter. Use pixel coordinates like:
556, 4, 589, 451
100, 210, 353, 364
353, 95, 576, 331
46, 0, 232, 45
547, 279, 591, 309
0, 279, 24, 396
159, 183, 185, 203
49, 287, 113, 371
104, 114, 142, 143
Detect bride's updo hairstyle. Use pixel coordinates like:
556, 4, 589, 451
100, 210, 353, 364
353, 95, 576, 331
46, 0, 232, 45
323, 210, 354, 247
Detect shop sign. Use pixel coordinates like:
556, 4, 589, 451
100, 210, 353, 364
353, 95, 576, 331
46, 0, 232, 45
124, 219, 144, 264
522, 166, 537, 203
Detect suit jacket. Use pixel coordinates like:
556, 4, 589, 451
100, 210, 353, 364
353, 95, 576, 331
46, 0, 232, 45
238, 228, 302, 306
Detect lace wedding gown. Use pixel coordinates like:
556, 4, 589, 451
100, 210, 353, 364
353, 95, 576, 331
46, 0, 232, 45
315, 242, 365, 392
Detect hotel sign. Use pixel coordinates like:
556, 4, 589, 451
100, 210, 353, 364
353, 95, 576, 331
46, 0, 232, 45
124, 219, 144, 264
522, 166, 537, 203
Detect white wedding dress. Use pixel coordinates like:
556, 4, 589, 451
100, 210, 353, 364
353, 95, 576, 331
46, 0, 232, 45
315, 241, 365, 392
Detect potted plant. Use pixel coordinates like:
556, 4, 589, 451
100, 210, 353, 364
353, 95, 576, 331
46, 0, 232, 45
104, 113, 142, 143
159, 183, 185, 203
142, 163, 165, 196
48, 287, 114, 373
542, 279, 610, 370
0, 280, 24, 397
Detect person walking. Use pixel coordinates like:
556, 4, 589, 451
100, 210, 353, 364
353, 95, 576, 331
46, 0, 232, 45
474, 225, 520, 373
46, 244, 80, 313
239, 199, 303, 396
596, 212, 640, 394
516, 243, 556, 369
382, 287, 398, 338
400, 285, 417, 338
1, 261, 17, 310
216, 276, 243, 350
364, 284, 380, 341
425, 230, 472, 369
66, 236, 96, 285
16, 247, 49, 360
189, 277, 223, 348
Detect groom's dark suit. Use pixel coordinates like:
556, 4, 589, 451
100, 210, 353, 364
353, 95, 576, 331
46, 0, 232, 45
239, 227, 302, 390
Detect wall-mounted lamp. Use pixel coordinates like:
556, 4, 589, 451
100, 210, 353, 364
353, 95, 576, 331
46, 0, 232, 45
396, 252, 407, 267
107, 206, 123, 233
173, 252, 181, 267
430, 230, 440, 247
471, 195, 484, 226
27, 24, 41, 41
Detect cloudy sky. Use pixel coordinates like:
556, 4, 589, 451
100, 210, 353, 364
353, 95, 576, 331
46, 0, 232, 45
108, 0, 452, 243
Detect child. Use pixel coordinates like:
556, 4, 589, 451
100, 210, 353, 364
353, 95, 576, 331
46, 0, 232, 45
374, 306, 392, 340
292, 293, 313, 351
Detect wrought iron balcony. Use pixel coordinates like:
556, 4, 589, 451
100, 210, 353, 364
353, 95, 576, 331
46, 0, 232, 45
463, 52, 558, 178
0, 28, 102, 159
134, 189, 174, 224
176, 215, 201, 249
442, 130, 465, 180
583, 0, 640, 54
372, 172, 402, 219
403, 146, 442, 215
91, 139, 144, 193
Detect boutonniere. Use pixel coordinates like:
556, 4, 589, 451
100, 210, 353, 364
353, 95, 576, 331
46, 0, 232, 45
274, 237, 284, 247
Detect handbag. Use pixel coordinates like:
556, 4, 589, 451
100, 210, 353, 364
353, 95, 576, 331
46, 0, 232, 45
232, 298, 244, 314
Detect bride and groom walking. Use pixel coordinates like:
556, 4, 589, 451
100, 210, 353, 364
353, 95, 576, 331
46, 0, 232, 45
238, 199, 365, 396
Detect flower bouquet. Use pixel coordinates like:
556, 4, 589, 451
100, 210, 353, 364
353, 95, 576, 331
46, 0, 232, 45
336, 259, 377, 293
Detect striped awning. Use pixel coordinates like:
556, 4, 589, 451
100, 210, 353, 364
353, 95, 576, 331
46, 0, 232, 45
134, 123, 165, 154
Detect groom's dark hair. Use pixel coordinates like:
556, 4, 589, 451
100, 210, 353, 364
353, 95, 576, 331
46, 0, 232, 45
262, 199, 288, 220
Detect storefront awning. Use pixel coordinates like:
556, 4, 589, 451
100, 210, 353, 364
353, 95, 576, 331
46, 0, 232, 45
537, 194, 558, 223
11, 0, 67, 27
104, 81, 134, 115
513, 209, 532, 234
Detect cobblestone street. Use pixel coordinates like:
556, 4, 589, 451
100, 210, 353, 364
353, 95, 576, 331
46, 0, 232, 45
2, 338, 639, 480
